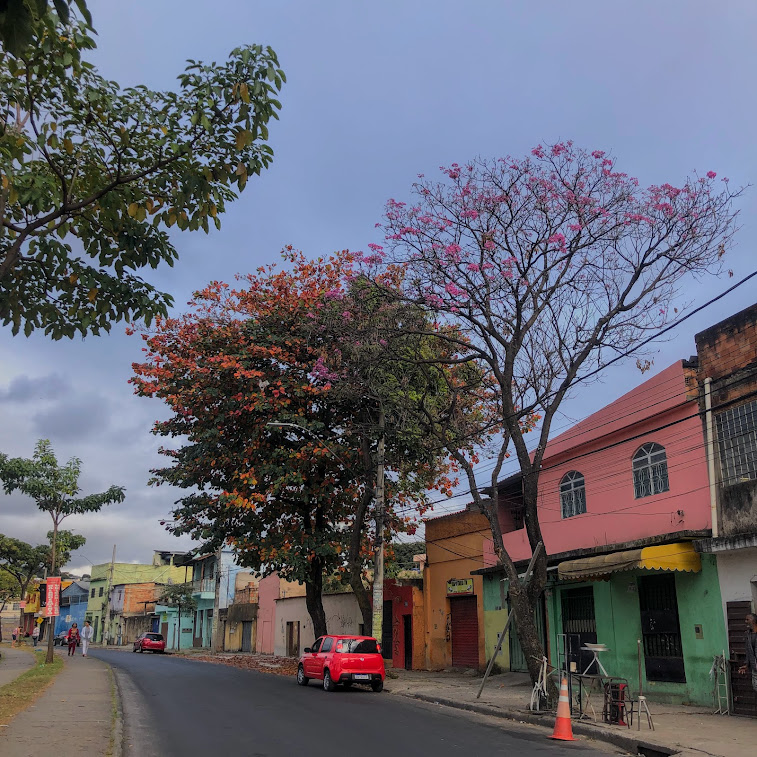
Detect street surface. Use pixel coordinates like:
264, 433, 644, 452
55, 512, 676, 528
91, 649, 616, 757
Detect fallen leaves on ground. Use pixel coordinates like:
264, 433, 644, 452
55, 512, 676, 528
182, 653, 299, 677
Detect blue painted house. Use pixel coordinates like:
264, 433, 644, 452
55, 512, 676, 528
54, 580, 90, 636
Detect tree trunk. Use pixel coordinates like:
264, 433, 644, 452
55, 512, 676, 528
45, 519, 58, 664
305, 556, 328, 639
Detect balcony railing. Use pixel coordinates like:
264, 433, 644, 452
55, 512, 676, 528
192, 578, 215, 593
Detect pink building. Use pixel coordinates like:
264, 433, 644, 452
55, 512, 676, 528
484, 361, 711, 565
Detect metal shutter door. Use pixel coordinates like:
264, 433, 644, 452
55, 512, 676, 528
450, 595, 479, 668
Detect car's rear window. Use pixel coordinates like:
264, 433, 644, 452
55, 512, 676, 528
146, 633, 163, 641
336, 638, 379, 654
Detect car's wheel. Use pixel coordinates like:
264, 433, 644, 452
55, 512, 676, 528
323, 669, 336, 692
139, 646, 144, 653
371, 680, 384, 693
132, 647, 137, 653
296, 665, 309, 686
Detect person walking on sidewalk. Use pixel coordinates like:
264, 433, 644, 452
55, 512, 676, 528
11, 625, 20, 647
81, 620, 93, 657
66, 623, 80, 656
31, 624, 40, 647
738, 613, 757, 697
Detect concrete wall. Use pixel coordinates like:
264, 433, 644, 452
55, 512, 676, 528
714, 547, 757, 623
482, 572, 510, 672
546, 556, 728, 706
274, 593, 361, 657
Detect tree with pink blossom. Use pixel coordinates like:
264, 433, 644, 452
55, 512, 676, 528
377, 142, 741, 687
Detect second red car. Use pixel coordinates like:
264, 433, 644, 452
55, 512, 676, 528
133, 632, 166, 653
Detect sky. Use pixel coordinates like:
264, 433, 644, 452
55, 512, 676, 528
1, 0, 755, 573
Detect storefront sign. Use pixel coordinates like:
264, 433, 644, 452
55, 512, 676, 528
446, 578, 474, 596
45, 577, 61, 618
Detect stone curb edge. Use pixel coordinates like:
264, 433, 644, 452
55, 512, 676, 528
104, 662, 123, 757
395, 691, 680, 757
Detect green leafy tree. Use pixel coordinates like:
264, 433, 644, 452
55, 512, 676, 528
159, 582, 197, 651
0, 439, 124, 661
0, 13, 285, 338
0, 1, 91, 57
0, 534, 48, 632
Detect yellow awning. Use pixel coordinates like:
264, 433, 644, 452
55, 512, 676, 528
558, 542, 701, 581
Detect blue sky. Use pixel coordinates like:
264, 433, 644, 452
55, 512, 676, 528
0, 1, 755, 570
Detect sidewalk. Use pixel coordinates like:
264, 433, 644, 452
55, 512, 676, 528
0, 645, 35, 687
0, 648, 114, 756
386, 669, 751, 757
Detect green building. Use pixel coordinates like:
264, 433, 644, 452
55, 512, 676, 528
85, 551, 191, 643
479, 548, 728, 707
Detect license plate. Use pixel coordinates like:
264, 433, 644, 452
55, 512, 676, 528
354, 674, 370, 680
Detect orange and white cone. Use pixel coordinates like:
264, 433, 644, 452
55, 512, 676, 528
549, 677, 574, 741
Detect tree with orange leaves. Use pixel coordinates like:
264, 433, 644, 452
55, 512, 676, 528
131, 248, 462, 638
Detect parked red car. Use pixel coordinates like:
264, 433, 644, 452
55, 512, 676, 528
297, 635, 385, 692
133, 632, 166, 653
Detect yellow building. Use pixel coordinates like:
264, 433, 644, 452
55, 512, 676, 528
423, 507, 489, 670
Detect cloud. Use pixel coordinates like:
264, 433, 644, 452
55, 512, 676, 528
32, 394, 111, 441
0, 373, 70, 403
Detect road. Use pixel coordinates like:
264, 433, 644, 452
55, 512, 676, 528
91, 649, 614, 757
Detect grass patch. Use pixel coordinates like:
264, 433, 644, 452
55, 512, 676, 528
0, 651, 64, 726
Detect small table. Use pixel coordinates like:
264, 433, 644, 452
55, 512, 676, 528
581, 643, 610, 676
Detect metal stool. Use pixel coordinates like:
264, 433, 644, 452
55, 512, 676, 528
631, 694, 655, 731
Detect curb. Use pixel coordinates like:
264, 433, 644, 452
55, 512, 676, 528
104, 663, 124, 757
396, 691, 679, 757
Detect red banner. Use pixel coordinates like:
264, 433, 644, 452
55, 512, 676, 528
45, 577, 61, 618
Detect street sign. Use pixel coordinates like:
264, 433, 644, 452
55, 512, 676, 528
446, 578, 474, 596
19, 600, 26, 609
45, 577, 61, 618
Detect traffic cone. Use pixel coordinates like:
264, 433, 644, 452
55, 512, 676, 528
549, 677, 574, 741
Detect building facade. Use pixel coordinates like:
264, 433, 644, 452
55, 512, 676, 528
476, 361, 727, 706
423, 508, 490, 670
691, 302, 757, 715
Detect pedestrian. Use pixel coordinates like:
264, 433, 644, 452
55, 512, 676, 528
81, 620, 93, 657
66, 623, 80, 656
738, 612, 757, 697
11, 625, 20, 648
32, 624, 40, 647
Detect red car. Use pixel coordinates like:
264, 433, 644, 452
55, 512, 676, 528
297, 635, 385, 692
133, 632, 166, 653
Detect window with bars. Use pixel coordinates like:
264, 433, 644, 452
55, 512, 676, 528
632, 442, 669, 498
560, 471, 587, 518
716, 400, 757, 486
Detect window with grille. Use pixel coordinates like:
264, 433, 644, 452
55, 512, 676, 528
560, 471, 586, 518
716, 400, 757, 485
632, 442, 669, 498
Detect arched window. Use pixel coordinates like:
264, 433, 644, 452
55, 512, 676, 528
560, 471, 586, 518
632, 442, 669, 498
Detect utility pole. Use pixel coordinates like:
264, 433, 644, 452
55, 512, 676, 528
371, 407, 386, 646
103, 545, 116, 645
210, 545, 222, 654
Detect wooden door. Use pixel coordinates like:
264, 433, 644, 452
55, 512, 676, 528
241, 621, 253, 653
727, 600, 757, 716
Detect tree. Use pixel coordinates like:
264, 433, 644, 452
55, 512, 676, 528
0, 13, 285, 338
379, 142, 741, 685
0, 534, 48, 630
159, 582, 197, 651
0, 1, 91, 57
0, 439, 124, 661
306, 270, 473, 636
131, 249, 454, 639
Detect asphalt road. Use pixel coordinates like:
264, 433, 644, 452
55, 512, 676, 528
91, 650, 615, 757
